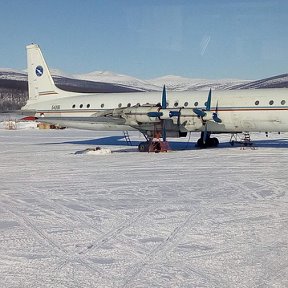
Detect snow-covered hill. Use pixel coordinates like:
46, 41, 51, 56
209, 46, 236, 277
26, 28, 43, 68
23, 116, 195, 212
74, 71, 160, 91
1, 68, 288, 93
148, 75, 251, 91
0, 68, 27, 82
231, 74, 288, 89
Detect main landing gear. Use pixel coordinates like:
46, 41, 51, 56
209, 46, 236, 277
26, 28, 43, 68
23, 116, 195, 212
138, 138, 170, 153
138, 130, 170, 153
196, 132, 219, 148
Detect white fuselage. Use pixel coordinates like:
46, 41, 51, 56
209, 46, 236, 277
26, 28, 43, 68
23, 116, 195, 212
22, 88, 288, 133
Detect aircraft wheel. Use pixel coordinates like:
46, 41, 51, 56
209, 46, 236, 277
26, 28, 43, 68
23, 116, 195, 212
138, 142, 149, 152
211, 137, 219, 147
196, 137, 219, 148
196, 138, 204, 148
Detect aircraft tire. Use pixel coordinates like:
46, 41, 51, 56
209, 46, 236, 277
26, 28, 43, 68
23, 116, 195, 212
196, 137, 219, 148
138, 142, 149, 152
211, 137, 219, 147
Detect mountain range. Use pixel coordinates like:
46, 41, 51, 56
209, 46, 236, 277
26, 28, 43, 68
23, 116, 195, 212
1, 68, 288, 111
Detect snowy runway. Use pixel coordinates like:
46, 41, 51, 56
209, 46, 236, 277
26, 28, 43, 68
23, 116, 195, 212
0, 128, 288, 287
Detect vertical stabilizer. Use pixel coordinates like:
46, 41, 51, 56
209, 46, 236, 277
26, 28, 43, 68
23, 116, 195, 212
26, 44, 59, 100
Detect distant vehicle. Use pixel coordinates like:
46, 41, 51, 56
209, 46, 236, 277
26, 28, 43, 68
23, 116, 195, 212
22, 44, 288, 151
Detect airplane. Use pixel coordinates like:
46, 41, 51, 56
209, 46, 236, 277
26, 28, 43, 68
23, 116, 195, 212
21, 43, 288, 151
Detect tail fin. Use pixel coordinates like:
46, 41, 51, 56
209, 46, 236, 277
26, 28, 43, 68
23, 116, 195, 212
26, 44, 60, 100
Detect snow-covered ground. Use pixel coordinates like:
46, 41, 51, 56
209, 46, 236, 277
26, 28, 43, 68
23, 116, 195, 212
0, 127, 288, 287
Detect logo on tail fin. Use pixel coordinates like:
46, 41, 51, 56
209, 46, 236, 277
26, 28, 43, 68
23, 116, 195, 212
35, 65, 44, 77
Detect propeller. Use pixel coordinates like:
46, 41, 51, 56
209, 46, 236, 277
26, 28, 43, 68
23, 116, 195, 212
193, 89, 221, 144
161, 85, 167, 142
193, 89, 222, 123
213, 101, 222, 123
146, 86, 167, 119
146, 85, 169, 142
193, 88, 212, 118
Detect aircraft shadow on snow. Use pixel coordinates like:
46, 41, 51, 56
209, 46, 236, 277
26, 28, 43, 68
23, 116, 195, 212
249, 138, 288, 148
60, 136, 198, 151
42, 135, 288, 150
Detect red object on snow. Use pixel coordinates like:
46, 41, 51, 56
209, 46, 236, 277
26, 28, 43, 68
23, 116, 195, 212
20, 116, 38, 121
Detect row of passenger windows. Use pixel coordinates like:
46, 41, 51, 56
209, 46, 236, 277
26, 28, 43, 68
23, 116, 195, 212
255, 100, 286, 105
72, 101, 195, 109
71, 99, 287, 109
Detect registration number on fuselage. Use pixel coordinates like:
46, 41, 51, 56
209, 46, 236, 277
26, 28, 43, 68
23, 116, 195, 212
51, 105, 60, 110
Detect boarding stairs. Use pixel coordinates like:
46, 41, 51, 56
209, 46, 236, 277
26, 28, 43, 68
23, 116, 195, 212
230, 132, 256, 149
123, 131, 132, 146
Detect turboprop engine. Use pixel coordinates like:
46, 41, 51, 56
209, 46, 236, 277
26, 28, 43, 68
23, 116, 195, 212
113, 87, 222, 135
119, 105, 203, 130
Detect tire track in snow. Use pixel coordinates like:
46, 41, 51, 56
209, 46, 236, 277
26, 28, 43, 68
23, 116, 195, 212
1, 200, 68, 253
78, 202, 162, 255
1, 199, 105, 280
252, 263, 288, 288
121, 206, 203, 288
121, 199, 236, 288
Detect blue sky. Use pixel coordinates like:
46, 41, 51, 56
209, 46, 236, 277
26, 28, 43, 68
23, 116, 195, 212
0, 0, 288, 80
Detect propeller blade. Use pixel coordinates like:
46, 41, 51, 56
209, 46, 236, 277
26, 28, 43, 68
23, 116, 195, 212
169, 111, 180, 118
161, 85, 167, 109
205, 89, 212, 111
212, 101, 222, 123
203, 123, 208, 145
162, 121, 167, 142
193, 108, 206, 118
161, 85, 167, 142
213, 113, 222, 123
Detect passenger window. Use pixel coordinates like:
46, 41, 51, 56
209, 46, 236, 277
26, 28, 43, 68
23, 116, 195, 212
255, 100, 259, 105
184, 102, 188, 107
194, 101, 199, 107
72, 104, 76, 108
269, 100, 274, 105
174, 101, 179, 107
101, 103, 104, 108
80, 104, 83, 108
281, 100, 286, 105
118, 103, 122, 108
127, 103, 131, 107
87, 104, 90, 108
